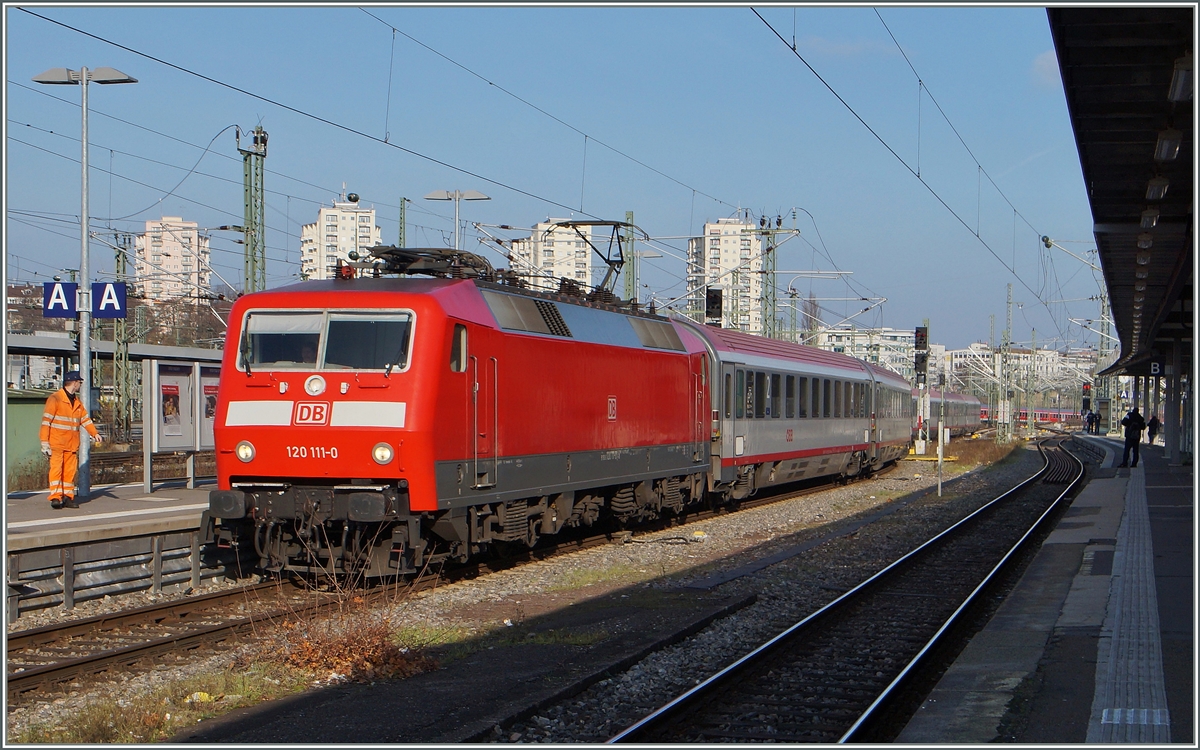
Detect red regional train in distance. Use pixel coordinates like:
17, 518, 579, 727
204, 233, 976, 578
978, 405, 1082, 428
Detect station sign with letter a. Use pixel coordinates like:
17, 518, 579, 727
91, 282, 127, 318
42, 281, 78, 317
42, 281, 127, 318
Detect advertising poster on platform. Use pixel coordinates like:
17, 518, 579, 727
199, 366, 220, 449
155, 363, 196, 451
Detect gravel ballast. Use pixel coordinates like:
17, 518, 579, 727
7, 443, 1048, 742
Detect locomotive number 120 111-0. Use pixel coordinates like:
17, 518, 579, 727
286, 445, 339, 459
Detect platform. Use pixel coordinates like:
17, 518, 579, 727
6, 478, 214, 551
898, 435, 1193, 743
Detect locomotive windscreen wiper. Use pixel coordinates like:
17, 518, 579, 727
384, 342, 405, 377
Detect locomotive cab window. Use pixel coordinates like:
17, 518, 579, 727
240, 312, 323, 369
238, 310, 413, 372
325, 313, 412, 371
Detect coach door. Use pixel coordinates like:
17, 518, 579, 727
866, 373, 879, 463
693, 354, 708, 462
471, 353, 498, 489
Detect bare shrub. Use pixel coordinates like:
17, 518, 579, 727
264, 596, 436, 682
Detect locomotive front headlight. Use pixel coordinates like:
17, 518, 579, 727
235, 440, 256, 463
372, 442, 394, 465
304, 375, 326, 396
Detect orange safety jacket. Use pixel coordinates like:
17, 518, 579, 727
40, 389, 99, 452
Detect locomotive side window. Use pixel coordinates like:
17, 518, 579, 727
325, 314, 413, 371
798, 377, 808, 418
771, 374, 781, 418
241, 312, 323, 369
450, 324, 468, 372
785, 375, 795, 419
735, 370, 745, 419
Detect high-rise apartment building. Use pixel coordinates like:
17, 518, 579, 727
687, 215, 764, 333
509, 220, 595, 292
134, 217, 211, 305
299, 193, 383, 281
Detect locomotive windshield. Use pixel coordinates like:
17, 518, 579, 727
238, 311, 413, 372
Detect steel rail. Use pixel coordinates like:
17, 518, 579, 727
608, 438, 1084, 743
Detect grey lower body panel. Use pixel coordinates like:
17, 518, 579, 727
435, 443, 706, 509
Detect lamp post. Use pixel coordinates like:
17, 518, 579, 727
424, 189, 490, 250
34, 66, 137, 501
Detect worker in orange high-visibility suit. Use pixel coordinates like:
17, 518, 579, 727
40, 371, 102, 509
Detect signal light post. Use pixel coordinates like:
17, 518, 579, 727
914, 325, 929, 455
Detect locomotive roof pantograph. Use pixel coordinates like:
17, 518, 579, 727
541, 220, 650, 299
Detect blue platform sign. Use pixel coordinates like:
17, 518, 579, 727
92, 282, 127, 318
42, 281, 127, 318
42, 282, 78, 317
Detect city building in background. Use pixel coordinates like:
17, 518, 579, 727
687, 214, 765, 334
133, 217, 211, 305
812, 326, 918, 381
509, 219, 596, 292
299, 191, 383, 281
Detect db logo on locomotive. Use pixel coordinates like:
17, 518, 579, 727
293, 401, 330, 426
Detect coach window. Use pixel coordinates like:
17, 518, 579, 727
770, 374, 781, 418
864, 385, 872, 417
450, 324, 468, 372
846, 382, 854, 417
823, 379, 832, 418
724, 373, 733, 418
798, 376, 808, 417
811, 378, 821, 418
785, 375, 795, 418
833, 380, 842, 418
735, 369, 745, 419
754, 371, 766, 418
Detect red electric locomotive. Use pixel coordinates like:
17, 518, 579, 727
205, 241, 918, 578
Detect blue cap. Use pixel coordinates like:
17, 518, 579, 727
64, 371, 83, 383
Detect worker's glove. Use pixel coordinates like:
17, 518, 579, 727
40, 442, 52, 457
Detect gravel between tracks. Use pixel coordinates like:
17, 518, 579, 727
6, 444, 1045, 742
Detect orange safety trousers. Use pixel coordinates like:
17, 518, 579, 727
48, 449, 79, 502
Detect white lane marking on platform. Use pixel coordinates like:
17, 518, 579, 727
129, 496, 179, 503
8, 503, 209, 530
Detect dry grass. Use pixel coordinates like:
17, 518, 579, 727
258, 595, 437, 683
9, 663, 309, 744
11, 593, 439, 744
948, 435, 1022, 469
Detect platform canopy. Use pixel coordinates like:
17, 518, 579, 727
1048, 7, 1193, 376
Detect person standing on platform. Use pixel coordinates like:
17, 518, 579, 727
1118, 407, 1146, 468
39, 371, 102, 509
1147, 413, 1160, 445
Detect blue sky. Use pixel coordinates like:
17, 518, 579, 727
4, 4, 1107, 351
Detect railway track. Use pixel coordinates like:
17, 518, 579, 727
6, 465, 891, 704
609, 437, 1084, 743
